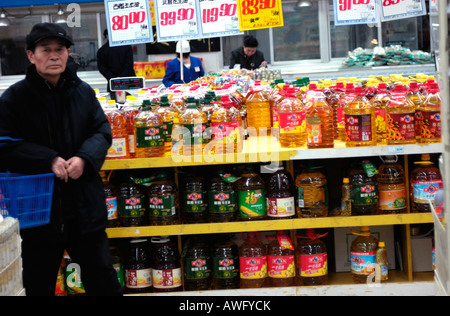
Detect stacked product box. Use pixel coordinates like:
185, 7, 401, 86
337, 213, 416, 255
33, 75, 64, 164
0, 217, 23, 296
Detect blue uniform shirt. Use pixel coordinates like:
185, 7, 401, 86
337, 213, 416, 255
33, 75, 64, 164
163, 56, 205, 87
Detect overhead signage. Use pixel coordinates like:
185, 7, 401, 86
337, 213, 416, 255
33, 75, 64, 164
236, 0, 284, 31
333, 0, 378, 26
199, 0, 243, 38
380, 0, 427, 22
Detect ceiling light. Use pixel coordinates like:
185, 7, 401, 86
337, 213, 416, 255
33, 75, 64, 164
54, 5, 67, 24
0, 10, 10, 27
296, 0, 312, 7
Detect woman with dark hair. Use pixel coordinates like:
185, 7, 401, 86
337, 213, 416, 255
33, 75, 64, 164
230, 35, 267, 70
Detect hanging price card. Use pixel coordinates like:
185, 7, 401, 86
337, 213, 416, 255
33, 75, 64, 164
333, 0, 378, 26
104, 0, 153, 46
154, 0, 201, 42
236, 0, 284, 31
199, 0, 243, 38
380, 0, 426, 22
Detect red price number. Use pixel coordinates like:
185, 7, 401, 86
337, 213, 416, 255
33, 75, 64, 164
240, 0, 277, 16
112, 11, 146, 30
382, 0, 402, 6
203, 3, 237, 23
338, 0, 370, 11
160, 8, 195, 26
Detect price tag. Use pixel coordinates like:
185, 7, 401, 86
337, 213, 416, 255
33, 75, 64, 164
236, 0, 284, 31
199, 0, 243, 38
104, 0, 153, 47
333, 0, 378, 26
380, 0, 426, 22
154, 0, 201, 42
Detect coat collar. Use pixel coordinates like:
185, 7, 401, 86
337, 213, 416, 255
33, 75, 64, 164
25, 64, 81, 91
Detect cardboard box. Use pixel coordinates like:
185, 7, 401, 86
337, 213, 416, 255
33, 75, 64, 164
411, 237, 433, 272
334, 226, 396, 272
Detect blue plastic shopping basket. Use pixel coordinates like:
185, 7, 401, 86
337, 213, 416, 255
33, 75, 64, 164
0, 172, 54, 229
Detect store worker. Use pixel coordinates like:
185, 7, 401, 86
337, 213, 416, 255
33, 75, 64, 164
0, 23, 122, 296
97, 29, 136, 99
230, 35, 268, 70
163, 40, 205, 87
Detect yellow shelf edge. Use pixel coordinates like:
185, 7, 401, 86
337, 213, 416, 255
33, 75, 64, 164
106, 213, 433, 238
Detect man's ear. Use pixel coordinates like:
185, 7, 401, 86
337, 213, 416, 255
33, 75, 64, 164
26, 50, 35, 64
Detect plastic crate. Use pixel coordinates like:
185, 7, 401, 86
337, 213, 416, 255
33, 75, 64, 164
0, 173, 54, 229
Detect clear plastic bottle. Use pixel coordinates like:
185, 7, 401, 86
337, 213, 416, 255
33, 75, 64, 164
345, 86, 376, 147
212, 236, 240, 289
134, 100, 164, 158
377, 156, 407, 214
305, 90, 334, 148
156, 95, 179, 157
180, 97, 209, 156
350, 226, 378, 284
296, 229, 328, 286
326, 81, 345, 141
376, 241, 388, 282
267, 231, 296, 287
407, 81, 425, 142
122, 99, 141, 158
265, 163, 296, 220
103, 173, 120, 228
236, 168, 266, 221
125, 239, 152, 294
118, 181, 147, 227
147, 175, 178, 225
410, 154, 443, 213
183, 237, 212, 291
278, 87, 305, 148
341, 177, 351, 216
239, 232, 267, 288
386, 85, 416, 145
420, 82, 441, 143
208, 173, 237, 223
181, 174, 208, 223
104, 100, 130, 160
245, 82, 271, 136
295, 167, 328, 218
151, 236, 182, 292
349, 162, 378, 216
170, 90, 185, 113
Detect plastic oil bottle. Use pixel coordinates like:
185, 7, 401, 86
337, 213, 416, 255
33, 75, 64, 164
239, 232, 268, 288
326, 81, 345, 141
151, 236, 182, 292
210, 95, 243, 154
349, 161, 379, 216
236, 166, 266, 221
245, 82, 271, 136
377, 156, 407, 214
147, 173, 178, 225
296, 229, 328, 286
125, 239, 152, 294
420, 82, 441, 143
102, 171, 120, 228
350, 226, 378, 284
385, 85, 416, 145
305, 90, 334, 148
118, 180, 147, 227
341, 177, 352, 216
180, 97, 209, 156
122, 97, 141, 158
267, 231, 296, 287
183, 237, 212, 291
376, 241, 388, 282
212, 236, 240, 289
208, 172, 237, 223
156, 95, 179, 157
104, 100, 130, 160
181, 173, 209, 223
277, 87, 306, 148
410, 154, 443, 213
265, 162, 296, 220
134, 100, 164, 158
407, 81, 425, 142
295, 166, 328, 218
345, 86, 377, 147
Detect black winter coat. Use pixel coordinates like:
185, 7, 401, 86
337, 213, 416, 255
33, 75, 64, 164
0, 65, 112, 235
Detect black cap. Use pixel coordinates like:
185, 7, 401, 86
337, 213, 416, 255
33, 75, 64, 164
26, 23, 74, 51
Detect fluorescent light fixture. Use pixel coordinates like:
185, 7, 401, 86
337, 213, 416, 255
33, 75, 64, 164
0, 10, 10, 27
296, 0, 312, 7
54, 5, 67, 24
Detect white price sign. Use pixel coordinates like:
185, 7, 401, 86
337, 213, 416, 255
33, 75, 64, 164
333, 0, 378, 26
154, 0, 201, 42
380, 0, 426, 21
199, 0, 243, 38
104, 0, 153, 47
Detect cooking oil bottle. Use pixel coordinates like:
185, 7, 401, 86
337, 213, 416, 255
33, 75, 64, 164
156, 95, 179, 157
296, 229, 328, 286
183, 237, 212, 291
407, 81, 425, 142
341, 177, 352, 216
181, 172, 209, 223
122, 98, 141, 158
305, 90, 334, 148
267, 231, 296, 287
377, 156, 407, 214
134, 100, 164, 158
386, 85, 416, 145
212, 235, 239, 289
236, 166, 266, 221
239, 232, 267, 288
245, 82, 271, 136
265, 162, 296, 220
326, 81, 345, 141
104, 100, 130, 160
295, 166, 328, 218
410, 154, 443, 213
350, 226, 378, 284
376, 241, 388, 282
278, 87, 305, 148
349, 161, 379, 216
180, 97, 209, 156
345, 87, 376, 147
420, 82, 441, 143
147, 173, 178, 225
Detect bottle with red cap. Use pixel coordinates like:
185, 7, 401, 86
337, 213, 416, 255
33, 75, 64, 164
407, 81, 425, 142
267, 231, 296, 287
239, 232, 267, 288
278, 87, 305, 148
296, 229, 328, 286
305, 89, 334, 149
385, 85, 416, 145
325, 81, 345, 141
344, 86, 376, 147
245, 81, 271, 136
420, 82, 441, 143
336, 83, 356, 142
370, 83, 390, 145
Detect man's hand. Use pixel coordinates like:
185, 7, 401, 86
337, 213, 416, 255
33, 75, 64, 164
67, 156, 85, 180
261, 60, 268, 68
51, 157, 69, 183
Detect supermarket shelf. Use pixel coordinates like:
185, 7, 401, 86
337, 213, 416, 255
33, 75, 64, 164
101, 138, 444, 170
106, 213, 433, 238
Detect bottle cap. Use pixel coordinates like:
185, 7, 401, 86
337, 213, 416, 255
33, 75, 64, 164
343, 177, 349, 184
378, 241, 385, 247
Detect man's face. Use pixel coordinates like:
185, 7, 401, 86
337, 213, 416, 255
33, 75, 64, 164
27, 38, 70, 84
243, 46, 257, 57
